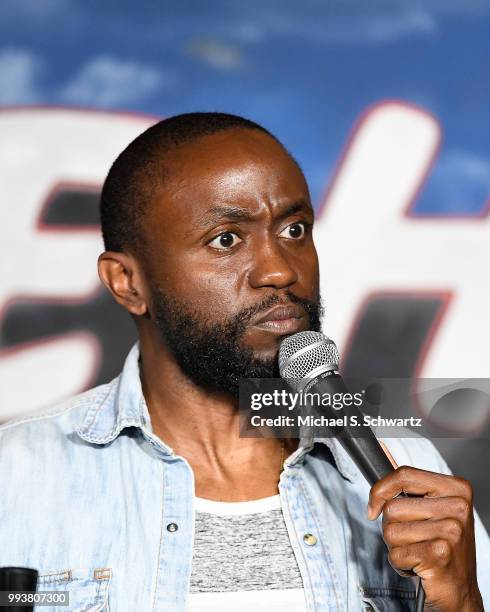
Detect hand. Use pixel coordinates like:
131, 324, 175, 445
368, 464, 484, 612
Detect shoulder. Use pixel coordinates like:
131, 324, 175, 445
0, 380, 116, 450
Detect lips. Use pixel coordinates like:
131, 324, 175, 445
251, 304, 307, 334
253, 304, 306, 325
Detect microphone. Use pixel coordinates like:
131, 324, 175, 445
0, 567, 38, 612
278, 331, 425, 612
278, 331, 394, 484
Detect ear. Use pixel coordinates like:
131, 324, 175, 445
97, 251, 148, 316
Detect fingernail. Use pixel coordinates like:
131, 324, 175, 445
367, 504, 375, 520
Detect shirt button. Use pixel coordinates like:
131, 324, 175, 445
166, 523, 178, 532
303, 533, 317, 546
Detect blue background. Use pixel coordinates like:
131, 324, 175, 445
0, 0, 489, 528
1, 0, 488, 214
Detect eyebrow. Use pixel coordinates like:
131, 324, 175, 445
192, 200, 313, 232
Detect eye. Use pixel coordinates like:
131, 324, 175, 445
208, 231, 242, 250
279, 222, 307, 239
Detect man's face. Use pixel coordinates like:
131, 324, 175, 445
140, 128, 322, 395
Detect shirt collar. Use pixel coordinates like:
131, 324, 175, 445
76, 343, 171, 456
76, 343, 357, 480
286, 436, 357, 482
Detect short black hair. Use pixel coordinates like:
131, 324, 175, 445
99, 112, 280, 254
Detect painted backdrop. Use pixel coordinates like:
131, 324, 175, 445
0, 0, 488, 526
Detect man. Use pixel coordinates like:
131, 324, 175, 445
0, 113, 488, 611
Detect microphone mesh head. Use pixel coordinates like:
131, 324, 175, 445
279, 332, 340, 388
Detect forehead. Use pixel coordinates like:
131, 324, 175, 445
150, 128, 310, 226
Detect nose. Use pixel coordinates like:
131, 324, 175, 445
247, 237, 298, 290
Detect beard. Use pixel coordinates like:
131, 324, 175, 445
151, 288, 324, 398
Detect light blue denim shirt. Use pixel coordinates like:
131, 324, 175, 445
1, 344, 489, 612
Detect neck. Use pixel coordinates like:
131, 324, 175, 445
138, 330, 298, 501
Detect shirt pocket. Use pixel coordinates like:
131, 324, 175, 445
360, 586, 416, 612
36, 567, 112, 612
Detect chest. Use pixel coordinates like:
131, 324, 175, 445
1, 441, 417, 611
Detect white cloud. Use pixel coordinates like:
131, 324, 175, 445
185, 38, 244, 70
361, 10, 437, 42
60, 57, 164, 107
218, 7, 439, 47
230, 23, 265, 44
0, 0, 73, 24
0, 48, 42, 104
311, 9, 438, 45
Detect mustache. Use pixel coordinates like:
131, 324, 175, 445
232, 290, 322, 330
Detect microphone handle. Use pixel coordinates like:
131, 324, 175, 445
302, 371, 394, 484
336, 432, 394, 486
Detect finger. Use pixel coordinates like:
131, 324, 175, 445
388, 539, 452, 577
380, 496, 472, 524
368, 467, 472, 520
383, 518, 464, 548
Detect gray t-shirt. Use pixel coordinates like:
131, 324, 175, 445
188, 495, 307, 611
